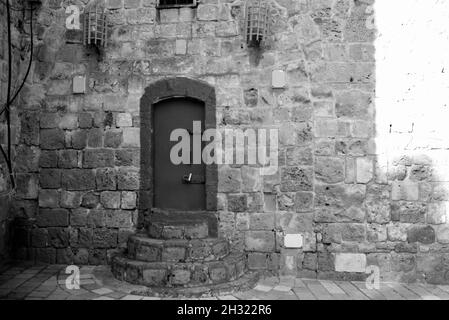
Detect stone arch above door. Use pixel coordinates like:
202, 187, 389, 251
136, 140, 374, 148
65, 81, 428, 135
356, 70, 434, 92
138, 77, 218, 236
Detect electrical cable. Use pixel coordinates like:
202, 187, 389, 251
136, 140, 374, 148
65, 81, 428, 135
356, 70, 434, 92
0, 10, 34, 116
0, 0, 23, 11
0, 0, 17, 191
0, 4, 34, 117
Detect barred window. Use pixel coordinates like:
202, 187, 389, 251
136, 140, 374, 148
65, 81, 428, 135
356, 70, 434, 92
157, 0, 196, 8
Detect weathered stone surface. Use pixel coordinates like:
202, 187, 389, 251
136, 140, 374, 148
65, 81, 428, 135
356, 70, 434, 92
83, 150, 115, 168
335, 253, 366, 273
281, 167, 313, 192
392, 181, 419, 201
36, 209, 69, 227
315, 157, 345, 183
245, 231, 275, 252
96, 168, 117, 191
356, 157, 373, 183
100, 191, 121, 209
121, 191, 137, 209
218, 167, 242, 193
39, 169, 61, 189
227, 194, 247, 212
62, 170, 96, 191
58, 150, 79, 169
40, 129, 65, 150
391, 202, 426, 223
117, 168, 140, 190
407, 226, 436, 244
39, 189, 60, 208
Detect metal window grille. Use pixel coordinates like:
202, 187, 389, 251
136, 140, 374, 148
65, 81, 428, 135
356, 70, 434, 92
83, 2, 108, 48
243, 0, 270, 47
157, 0, 196, 8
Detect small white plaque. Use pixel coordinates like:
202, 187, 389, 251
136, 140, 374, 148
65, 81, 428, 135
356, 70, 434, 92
272, 70, 286, 88
73, 76, 86, 94
284, 234, 303, 249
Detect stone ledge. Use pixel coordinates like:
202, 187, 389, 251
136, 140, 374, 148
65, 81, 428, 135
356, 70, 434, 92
111, 251, 248, 288
127, 234, 230, 262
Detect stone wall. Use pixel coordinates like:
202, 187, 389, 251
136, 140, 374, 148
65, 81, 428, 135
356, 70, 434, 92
0, 1, 24, 263
7, 0, 448, 284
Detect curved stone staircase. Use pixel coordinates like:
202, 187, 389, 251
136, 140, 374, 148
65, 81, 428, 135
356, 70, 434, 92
111, 217, 259, 296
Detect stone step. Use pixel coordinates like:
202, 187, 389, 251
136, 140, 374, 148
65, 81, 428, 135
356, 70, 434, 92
147, 220, 209, 240
127, 235, 230, 263
92, 265, 260, 298
111, 252, 248, 288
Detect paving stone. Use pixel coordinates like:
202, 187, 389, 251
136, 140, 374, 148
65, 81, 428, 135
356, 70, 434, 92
121, 294, 144, 300
92, 287, 114, 295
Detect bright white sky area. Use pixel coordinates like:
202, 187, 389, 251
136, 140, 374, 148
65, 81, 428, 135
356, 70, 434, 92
375, 0, 449, 174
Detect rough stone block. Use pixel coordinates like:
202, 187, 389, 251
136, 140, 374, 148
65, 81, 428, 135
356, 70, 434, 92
126, 8, 156, 25
227, 194, 247, 212
356, 157, 373, 183
62, 169, 96, 191
39, 151, 58, 168
82, 192, 100, 209
104, 130, 123, 148
115, 149, 140, 166
93, 228, 118, 248
37, 209, 69, 227
280, 167, 313, 192
60, 191, 83, 209
407, 225, 436, 244
315, 157, 345, 183
335, 253, 366, 273
249, 212, 275, 230
391, 202, 426, 223
248, 252, 267, 270
122, 128, 140, 148
121, 191, 137, 209
392, 181, 419, 201
142, 269, 166, 286
105, 210, 133, 228
116, 113, 133, 127
197, 4, 218, 21
69, 208, 88, 227
87, 129, 103, 148
40, 129, 65, 150
39, 189, 60, 208
162, 247, 186, 262
170, 269, 191, 285
96, 168, 117, 191
83, 149, 115, 168
58, 150, 79, 168
245, 231, 275, 252
124, 0, 140, 9
218, 167, 242, 193
100, 191, 121, 209
335, 91, 373, 119
117, 168, 140, 190
427, 202, 448, 225
79, 113, 93, 129
59, 114, 78, 130
70, 130, 88, 149
48, 228, 69, 248
39, 169, 61, 189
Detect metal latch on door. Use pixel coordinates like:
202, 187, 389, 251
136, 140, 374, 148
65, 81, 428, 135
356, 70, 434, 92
182, 173, 205, 184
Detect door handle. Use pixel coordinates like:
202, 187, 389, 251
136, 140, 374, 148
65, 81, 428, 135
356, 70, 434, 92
182, 173, 205, 184
183, 173, 193, 183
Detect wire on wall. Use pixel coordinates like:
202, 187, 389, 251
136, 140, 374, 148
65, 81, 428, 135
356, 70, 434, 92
0, 0, 36, 195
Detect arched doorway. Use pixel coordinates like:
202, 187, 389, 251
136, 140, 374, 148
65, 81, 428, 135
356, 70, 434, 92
139, 77, 218, 237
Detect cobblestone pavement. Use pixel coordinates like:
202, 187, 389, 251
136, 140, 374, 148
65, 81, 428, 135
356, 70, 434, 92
1, 261, 449, 300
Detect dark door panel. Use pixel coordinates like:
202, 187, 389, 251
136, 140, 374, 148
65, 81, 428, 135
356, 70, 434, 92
153, 97, 206, 211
